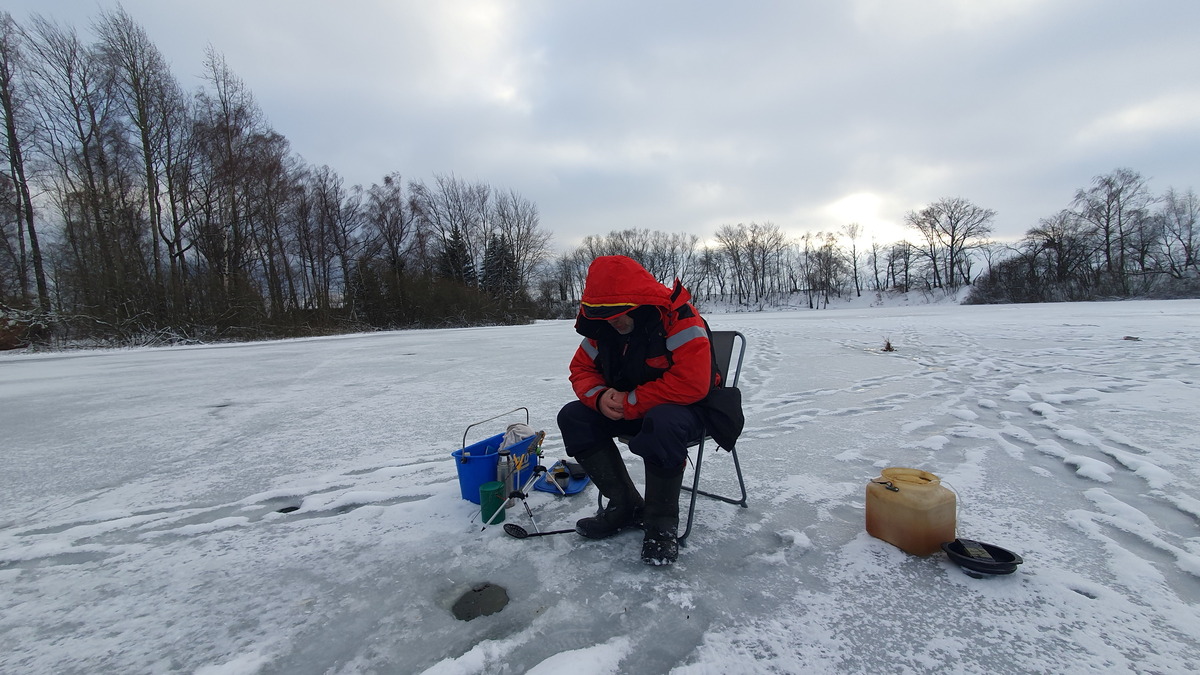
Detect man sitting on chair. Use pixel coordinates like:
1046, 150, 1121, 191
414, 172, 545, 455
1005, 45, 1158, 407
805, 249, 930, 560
557, 255, 737, 565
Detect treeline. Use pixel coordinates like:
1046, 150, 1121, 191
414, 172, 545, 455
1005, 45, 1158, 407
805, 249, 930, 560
967, 168, 1200, 303
545, 170, 1199, 315
543, 196, 1001, 315
0, 9, 554, 347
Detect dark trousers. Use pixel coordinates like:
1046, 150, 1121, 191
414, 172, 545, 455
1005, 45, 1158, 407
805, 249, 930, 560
557, 400, 705, 469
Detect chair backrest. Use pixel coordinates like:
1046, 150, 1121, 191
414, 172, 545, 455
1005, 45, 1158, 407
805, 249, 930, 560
709, 331, 747, 389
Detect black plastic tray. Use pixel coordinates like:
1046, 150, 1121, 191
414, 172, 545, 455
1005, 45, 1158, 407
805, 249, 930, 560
942, 538, 1024, 576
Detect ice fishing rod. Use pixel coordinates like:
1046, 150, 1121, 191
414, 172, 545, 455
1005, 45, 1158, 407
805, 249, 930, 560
503, 523, 575, 539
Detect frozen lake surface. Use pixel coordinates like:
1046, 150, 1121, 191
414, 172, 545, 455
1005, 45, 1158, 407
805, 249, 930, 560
2, 299, 1199, 673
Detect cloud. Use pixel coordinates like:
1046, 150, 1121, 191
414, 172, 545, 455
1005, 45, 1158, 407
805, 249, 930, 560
850, 0, 1053, 38
1075, 91, 1200, 147
822, 192, 903, 235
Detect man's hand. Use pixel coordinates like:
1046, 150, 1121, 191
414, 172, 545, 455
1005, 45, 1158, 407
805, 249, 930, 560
599, 388, 627, 420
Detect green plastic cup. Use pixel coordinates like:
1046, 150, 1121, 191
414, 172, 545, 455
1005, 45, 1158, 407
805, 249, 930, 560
480, 480, 506, 524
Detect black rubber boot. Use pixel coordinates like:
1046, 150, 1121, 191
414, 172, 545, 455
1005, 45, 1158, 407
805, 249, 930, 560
641, 460, 685, 565
573, 441, 644, 539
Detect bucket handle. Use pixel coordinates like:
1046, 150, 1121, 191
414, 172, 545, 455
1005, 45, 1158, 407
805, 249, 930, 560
462, 407, 530, 448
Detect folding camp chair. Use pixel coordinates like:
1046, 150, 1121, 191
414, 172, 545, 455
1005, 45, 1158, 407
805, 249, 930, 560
601, 330, 749, 546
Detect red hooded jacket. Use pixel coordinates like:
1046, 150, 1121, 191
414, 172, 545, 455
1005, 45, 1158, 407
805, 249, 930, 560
569, 256, 717, 419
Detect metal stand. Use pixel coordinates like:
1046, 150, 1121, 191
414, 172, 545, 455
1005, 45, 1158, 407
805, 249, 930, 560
508, 465, 549, 533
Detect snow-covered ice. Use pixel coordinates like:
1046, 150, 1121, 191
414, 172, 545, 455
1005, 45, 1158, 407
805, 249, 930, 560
2, 299, 1199, 673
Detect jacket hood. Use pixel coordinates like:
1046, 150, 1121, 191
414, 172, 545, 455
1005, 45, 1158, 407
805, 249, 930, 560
575, 256, 693, 338
579, 256, 674, 313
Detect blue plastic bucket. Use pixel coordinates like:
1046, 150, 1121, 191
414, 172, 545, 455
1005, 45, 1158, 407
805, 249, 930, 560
453, 447, 499, 504
452, 432, 540, 503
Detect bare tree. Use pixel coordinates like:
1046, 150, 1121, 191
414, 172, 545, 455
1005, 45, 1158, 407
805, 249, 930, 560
695, 245, 728, 302
867, 238, 884, 292
609, 228, 655, 266
905, 208, 943, 289
1156, 187, 1199, 278
886, 241, 915, 292
905, 197, 995, 290
318, 166, 362, 312
745, 222, 787, 305
290, 164, 360, 315
665, 231, 701, 287
974, 239, 1010, 289
0, 13, 48, 310
491, 187, 551, 293
95, 6, 188, 316
1025, 210, 1093, 299
363, 172, 415, 272
842, 222, 862, 297
804, 231, 846, 308
409, 173, 489, 284
1073, 167, 1153, 293
242, 131, 300, 318
714, 223, 750, 304
23, 14, 149, 320
714, 222, 793, 305
193, 45, 271, 320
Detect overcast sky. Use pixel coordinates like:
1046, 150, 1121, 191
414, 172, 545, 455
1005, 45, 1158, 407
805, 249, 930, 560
14, 1, 1200, 248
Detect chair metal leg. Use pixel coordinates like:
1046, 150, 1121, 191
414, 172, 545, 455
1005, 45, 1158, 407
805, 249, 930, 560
681, 445, 749, 506
728, 447, 749, 507
685, 445, 748, 508
679, 438, 704, 546
679, 441, 749, 546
